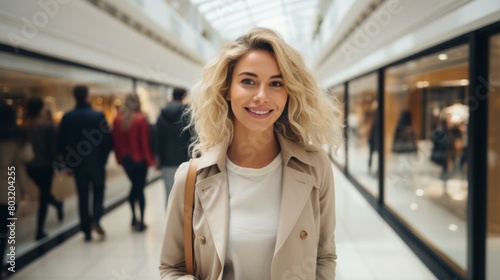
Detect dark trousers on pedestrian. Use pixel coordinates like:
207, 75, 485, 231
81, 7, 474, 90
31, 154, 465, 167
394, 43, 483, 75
73, 166, 105, 236
122, 156, 148, 228
27, 167, 60, 237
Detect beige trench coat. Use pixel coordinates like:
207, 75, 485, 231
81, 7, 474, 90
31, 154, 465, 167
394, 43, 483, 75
159, 133, 336, 279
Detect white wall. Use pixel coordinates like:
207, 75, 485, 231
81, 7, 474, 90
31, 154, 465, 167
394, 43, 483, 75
0, 0, 205, 88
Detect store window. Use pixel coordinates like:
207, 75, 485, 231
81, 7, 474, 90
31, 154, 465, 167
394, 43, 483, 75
384, 44, 469, 273
329, 84, 346, 167
0, 52, 161, 257
0, 52, 133, 125
347, 73, 379, 197
487, 33, 500, 280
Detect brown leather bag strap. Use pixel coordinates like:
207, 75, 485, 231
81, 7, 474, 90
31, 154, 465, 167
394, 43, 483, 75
184, 158, 198, 275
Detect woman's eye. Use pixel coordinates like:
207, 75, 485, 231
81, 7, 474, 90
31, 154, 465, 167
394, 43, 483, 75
270, 81, 283, 87
241, 79, 255, 85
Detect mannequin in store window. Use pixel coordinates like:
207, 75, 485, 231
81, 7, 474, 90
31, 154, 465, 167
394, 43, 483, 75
392, 110, 418, 154
430, 119, 449, 179
367, 106, 379, 175
430, 103, 468, 193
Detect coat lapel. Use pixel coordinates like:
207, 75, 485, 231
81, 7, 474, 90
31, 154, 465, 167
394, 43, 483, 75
274, 164, 315, 254
274, 134, 316, 254
196, 173, 229, 269
194, 143, 229, 272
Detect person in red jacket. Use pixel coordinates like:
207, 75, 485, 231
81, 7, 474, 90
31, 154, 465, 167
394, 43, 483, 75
112, 94, 155, 231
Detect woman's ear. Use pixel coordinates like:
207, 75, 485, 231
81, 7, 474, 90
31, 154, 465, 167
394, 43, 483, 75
225, 91, 231, 101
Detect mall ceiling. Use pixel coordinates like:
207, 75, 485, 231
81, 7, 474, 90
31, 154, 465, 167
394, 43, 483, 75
188, 0, 330, 52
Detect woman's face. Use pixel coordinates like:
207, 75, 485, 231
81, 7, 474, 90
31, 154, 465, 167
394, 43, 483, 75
226, 49, 288, 135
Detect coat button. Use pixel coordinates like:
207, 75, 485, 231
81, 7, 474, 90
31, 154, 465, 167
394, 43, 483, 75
300, 230, 308, 240
200, 236, 206, 245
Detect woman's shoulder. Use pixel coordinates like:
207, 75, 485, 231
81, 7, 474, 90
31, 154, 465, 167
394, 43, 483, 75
133, 113, 150, 124
296, 146, 332, 181
171, 160, 193, 190
306, 148, 330, 167
134, 112, 146, 119
278, 133, 331, 169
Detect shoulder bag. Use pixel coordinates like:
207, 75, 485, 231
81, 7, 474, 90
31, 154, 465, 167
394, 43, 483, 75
184, 158, 199, 275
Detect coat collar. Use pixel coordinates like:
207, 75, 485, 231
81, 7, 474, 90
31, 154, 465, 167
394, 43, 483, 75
276, 132, 317, 167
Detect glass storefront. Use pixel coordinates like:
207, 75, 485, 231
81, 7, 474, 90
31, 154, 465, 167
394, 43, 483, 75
384, 44, 469, 273
347, 73, 379, 197
0, 52, 161, 256
329, 84, 346, 167
487, 33, 500, 280
0, 52, 134, 125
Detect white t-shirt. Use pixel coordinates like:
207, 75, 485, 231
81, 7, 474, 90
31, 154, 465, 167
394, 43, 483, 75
223, 153, 283, 280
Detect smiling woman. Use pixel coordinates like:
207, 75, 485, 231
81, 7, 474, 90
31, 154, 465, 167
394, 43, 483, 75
159, 27, 343, 280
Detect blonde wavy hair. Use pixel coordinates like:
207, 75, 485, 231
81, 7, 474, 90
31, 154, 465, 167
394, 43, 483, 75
188, 27, 343, 157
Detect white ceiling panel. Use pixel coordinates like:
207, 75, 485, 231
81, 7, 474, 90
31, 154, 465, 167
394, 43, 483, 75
189, 0, 323, 54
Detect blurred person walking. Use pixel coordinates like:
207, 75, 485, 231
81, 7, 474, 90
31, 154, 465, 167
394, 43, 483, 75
58, 86, 111, 241
0, 100, 34, 279
24, 97, 63, 241
155, 88, 192, 207
112, 94, 155, 232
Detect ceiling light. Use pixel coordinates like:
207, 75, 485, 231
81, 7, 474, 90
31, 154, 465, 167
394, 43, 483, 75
415, 189, 424, 197
450, 193, 465, 201
438, 53, 448, 60
448, 224, 458, 232
416, 81, 429, 88
410, 203, 418, 210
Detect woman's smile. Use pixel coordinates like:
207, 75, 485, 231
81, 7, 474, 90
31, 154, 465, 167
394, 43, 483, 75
245, 107, 274, 118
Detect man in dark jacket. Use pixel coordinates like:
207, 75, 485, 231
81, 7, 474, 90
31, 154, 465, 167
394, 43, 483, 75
58, 85, 111, 241
155, 88, 191, 207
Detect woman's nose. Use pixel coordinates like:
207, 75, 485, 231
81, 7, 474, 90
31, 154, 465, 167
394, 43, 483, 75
253, 86, 270, 103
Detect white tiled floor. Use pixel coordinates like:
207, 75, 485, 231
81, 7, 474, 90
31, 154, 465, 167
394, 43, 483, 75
9, 164, 437, 280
